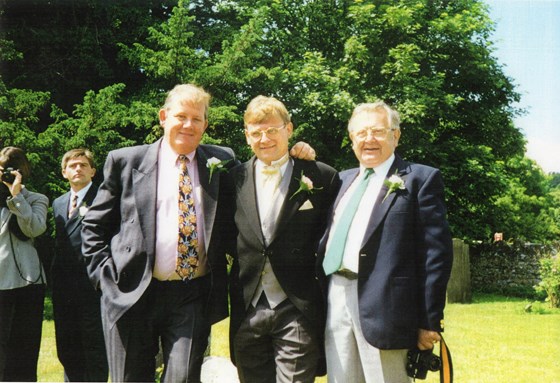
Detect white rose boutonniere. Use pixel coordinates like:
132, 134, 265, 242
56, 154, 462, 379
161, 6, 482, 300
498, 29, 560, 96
206, 157, 231, 183
79, 203, 89, 217
290, 171, 322, 200
382, 172, 405, 202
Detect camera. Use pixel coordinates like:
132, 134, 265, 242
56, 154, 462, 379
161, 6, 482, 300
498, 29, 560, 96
406, 348, 441, 380
1, 167, 16, 184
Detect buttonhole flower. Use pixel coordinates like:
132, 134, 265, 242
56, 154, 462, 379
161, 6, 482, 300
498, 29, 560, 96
79, 203, 89, 217
382, 172, 405, 202
290, 171, 322, 200
206, 157, 231, 183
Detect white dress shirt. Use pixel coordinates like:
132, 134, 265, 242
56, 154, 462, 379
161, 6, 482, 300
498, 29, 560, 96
325, 154, 395, 273
69, 181, 93, 212
153, 140, 207, 281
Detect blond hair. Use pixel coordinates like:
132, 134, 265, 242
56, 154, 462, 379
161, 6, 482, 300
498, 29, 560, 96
163, 84, 211, 119
244, 95, 291, 127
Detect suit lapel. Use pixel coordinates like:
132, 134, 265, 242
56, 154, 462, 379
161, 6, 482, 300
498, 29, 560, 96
268, 159, 304, 244
236, 157, 265, 244
318, 168, 359, 253
196, 146, 221, 252
58, 192, 71, 223
65, 184, 98, 236
360, 156, 409, 248
133, 140, 160, 255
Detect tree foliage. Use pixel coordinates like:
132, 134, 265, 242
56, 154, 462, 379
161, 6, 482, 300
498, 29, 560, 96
1, 0, 558, 242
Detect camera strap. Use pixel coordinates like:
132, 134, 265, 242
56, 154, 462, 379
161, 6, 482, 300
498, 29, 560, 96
439, 335, 453, 383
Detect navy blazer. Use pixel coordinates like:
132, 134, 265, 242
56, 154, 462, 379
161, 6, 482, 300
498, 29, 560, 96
317, 155, 453, 350
81, 139, 236, 328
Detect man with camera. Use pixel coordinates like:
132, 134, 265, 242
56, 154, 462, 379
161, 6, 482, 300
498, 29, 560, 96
317, 102, 453, 382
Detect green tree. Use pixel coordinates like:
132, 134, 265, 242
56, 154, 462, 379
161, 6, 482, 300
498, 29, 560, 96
121, 0, 527, 240
4, 0, 553, 243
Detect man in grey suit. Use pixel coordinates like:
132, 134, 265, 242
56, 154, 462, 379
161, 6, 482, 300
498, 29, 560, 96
51, 148, 108, 382
81, 84, 237, 382
318, 101, 453, 382
228, 96, 340, 383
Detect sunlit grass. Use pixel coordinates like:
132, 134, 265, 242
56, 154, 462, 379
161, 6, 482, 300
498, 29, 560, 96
38, 294, 560, 382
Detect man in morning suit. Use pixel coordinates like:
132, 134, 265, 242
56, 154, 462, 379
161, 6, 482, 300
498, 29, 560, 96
229, 96, 340, 383
51, 148, 108, 382
318, 102, 453, 382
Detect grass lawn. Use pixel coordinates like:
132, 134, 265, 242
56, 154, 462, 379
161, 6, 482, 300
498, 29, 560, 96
38, 293, 560, 382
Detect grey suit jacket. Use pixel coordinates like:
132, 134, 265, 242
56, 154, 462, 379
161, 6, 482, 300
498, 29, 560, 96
81, 139, 236, 328
0, 188, 48, 289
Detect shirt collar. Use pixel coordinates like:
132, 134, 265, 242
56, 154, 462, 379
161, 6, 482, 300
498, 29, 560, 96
72, 181, 93, 200
255, 152, 290, 175
161, 139, 196, 166
359, 153, 395, 178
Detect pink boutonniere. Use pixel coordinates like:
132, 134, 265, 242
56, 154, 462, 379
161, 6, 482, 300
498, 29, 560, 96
290, 171, 322, 200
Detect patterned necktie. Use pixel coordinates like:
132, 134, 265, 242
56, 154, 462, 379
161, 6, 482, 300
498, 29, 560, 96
322, 168, 374, 275
68, 194, 78, 218
176, 155, 199, 281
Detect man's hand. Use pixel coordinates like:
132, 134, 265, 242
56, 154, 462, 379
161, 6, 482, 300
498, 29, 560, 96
290, 141, 316, 161
417, 329, 441, 351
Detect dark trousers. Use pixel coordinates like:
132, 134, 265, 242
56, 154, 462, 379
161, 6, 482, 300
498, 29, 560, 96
52, 271, 108, 382
233, 295, 320, 383
103, 276, 211, 383
0, 284, 45, 382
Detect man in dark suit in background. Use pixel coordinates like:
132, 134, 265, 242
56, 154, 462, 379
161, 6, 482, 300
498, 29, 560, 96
318, 101, 453, 382
51, 148, 108, 382
81, 84, 315, 383
229, 96, 339, 383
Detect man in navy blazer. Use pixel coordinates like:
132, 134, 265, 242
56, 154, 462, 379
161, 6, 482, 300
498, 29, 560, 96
318, 101, 453, 382
51, 148, 108, 382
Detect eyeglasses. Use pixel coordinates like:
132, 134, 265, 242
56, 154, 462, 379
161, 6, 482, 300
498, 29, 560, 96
246, 124, 286, 140
352, 126, 394, 140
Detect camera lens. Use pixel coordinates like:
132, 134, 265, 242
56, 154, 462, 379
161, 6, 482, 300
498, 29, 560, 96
1, 168, 16, 184
428, 355, 442, 371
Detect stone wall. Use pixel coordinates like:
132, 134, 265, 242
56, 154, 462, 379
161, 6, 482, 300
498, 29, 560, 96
469, 241, 552, 298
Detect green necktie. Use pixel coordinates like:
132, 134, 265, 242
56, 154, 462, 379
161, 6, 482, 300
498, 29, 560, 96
323, 168, 374, 275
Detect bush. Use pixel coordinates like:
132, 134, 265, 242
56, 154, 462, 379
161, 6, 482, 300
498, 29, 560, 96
535, 253, 560, 308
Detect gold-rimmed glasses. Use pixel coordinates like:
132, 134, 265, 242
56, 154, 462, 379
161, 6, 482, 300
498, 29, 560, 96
246, 124, 287, 140
352, 126, 394, 140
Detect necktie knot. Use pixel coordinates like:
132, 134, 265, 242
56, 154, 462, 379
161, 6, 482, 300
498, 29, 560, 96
178, 154, 189, 171
261, 154, 289, 176
262, 165, 280, 176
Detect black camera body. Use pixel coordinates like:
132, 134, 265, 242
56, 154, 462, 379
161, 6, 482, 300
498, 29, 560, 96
1, 167, 16, 184
406, 348, 441, 380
